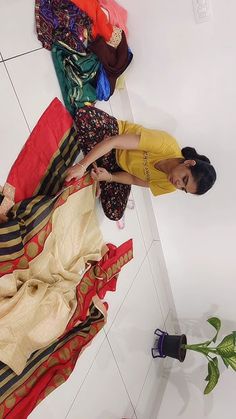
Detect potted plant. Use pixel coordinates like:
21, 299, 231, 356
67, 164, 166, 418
152, 317, 236, 394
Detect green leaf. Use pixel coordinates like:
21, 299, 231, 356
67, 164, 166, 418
225, 355, 236, 371
213, 357, 219, 367
216, 334, 235, 357
222, 356, 230, 369
207, 317, 221, 343
204, 359, 220, 395
232, 331, 236, 346
205, 358, 218, 381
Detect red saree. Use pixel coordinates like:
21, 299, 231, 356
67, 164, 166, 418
0, 98, 133, 418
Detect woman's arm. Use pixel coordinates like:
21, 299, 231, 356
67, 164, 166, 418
66, 134, 140, 181
109, 172, 148, 187
83, 134, 140, 166
90, 167, 149, 187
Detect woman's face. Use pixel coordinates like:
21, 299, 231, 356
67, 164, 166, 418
168, 160, 197, 194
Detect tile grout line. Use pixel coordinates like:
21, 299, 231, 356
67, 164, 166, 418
104, 242, 168, 417
64, 330, 107, 419
1, 47, 43, 62
133, 196, 157, 253
132, 357, 154, 418
106, 335, 137, 417
146, 249, 167, 327
65, 256, 149, 419
104, 249, 150, 336
120, 255, 167, 416
3, 61, 31, 133
104, 243, 163, 415
146, 242, 179, 328
135, 355, 173, 419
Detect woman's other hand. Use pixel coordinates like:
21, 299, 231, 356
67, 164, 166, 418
91, 167, 111, 182
65, 163, 86, 182
95, 181, 101, 198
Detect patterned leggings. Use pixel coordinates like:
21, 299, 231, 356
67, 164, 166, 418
74, 106, 131, 221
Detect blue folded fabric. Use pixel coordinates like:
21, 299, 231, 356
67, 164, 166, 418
96, 65, 111, 101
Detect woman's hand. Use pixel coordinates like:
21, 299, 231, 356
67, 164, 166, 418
65, 163, 86, 182
91, 167, 112, 182
0, 214, 8, 224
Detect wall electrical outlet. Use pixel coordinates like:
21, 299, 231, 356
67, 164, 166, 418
192, 0, 212, 23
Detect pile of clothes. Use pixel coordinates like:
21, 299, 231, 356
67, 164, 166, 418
35, 0, 133, 115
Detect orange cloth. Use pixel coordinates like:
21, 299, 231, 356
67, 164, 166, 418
71, 0, 113, 41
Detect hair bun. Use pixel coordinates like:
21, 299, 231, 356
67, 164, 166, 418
181, 147, 210, 164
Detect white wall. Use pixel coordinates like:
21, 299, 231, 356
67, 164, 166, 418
120, 0, 236, 417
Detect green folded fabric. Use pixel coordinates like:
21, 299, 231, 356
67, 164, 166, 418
52, 41, 99, 115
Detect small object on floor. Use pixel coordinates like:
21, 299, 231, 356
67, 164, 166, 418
116, 215, 125, 229
127, 197, 135, 209
115, 198, 134, 229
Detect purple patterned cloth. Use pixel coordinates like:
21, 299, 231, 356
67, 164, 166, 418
35, 0, 93, 52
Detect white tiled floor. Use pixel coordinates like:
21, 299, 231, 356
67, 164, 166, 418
0, 3, 177, 418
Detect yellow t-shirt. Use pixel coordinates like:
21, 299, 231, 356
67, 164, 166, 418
116, 121, 183, 196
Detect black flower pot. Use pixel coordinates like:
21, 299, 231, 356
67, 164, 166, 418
152, 329, 187, 362
162, 333, 187, 362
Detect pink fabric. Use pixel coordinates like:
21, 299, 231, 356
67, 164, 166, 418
99, 0, 128, 37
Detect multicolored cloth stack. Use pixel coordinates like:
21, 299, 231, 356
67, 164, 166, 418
35, 0, 133, 113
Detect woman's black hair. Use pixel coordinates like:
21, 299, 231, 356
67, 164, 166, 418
181, 147, 216, 195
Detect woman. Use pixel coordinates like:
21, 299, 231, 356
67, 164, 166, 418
66, 106, 216, 221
